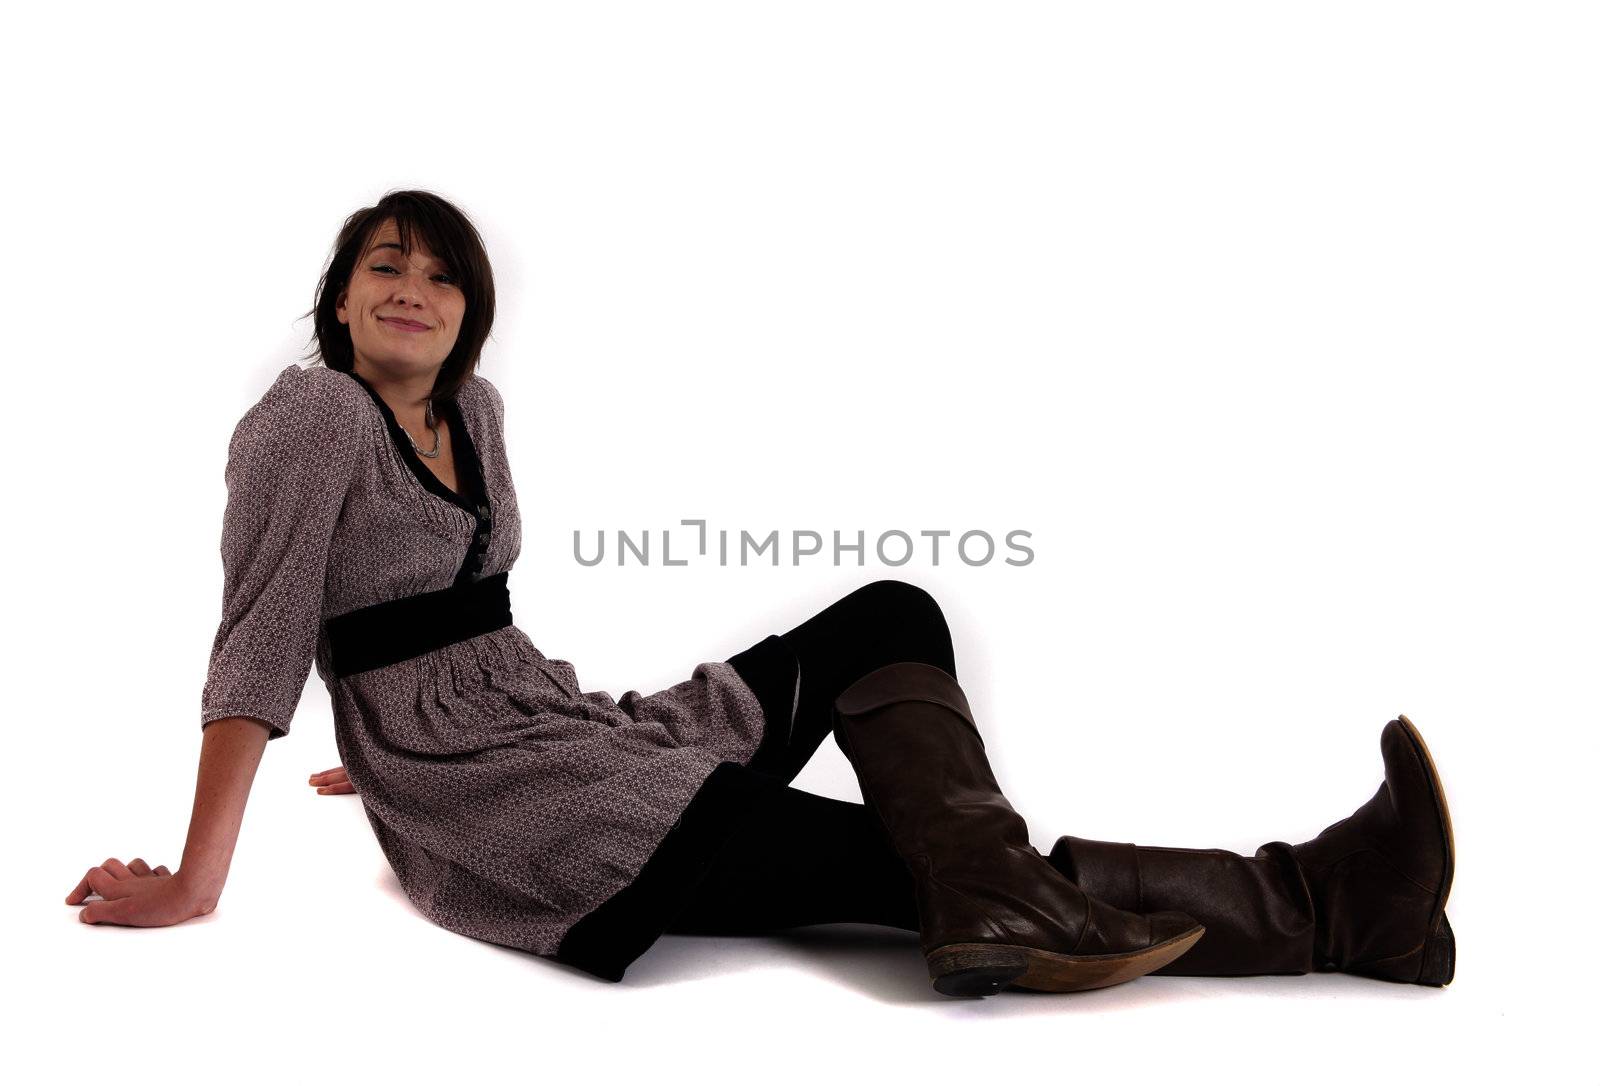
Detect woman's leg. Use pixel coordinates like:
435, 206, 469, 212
769, 578, 957, 782
681, 581, 1456, 986
692, 580, 1294, 978
664, 780, 921, 935
665, 579, 955, 936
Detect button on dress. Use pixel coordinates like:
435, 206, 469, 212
199, 363, 773, 961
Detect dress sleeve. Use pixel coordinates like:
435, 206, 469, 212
477, 373, 505, 427
200, 367, 361, 740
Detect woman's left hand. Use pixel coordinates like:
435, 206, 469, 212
308, 766, 356, 796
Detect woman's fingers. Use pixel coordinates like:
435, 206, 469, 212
66, 867, 98, 905
91, 866, 138, 898
309, 766, 354, 794
68, 859, 179, 916
83, 866, 135, 901
79, 894, 136, 925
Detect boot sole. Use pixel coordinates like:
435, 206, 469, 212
927, 924, 1206, 997
1395, 713, 1457, 986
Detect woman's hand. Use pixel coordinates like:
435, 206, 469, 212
65, 859, 218, 926
308, 765, 356, 796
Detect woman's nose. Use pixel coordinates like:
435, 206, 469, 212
390, 268, 437, 307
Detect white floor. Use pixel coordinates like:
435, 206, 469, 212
26, 754, 1578, 1086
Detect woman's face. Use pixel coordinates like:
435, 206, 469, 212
336, 217, 466, 379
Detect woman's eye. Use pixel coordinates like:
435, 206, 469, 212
370, 263, 454, 285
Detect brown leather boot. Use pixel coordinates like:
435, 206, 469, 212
1045, 837, 1319, 978
833, 661, 1205, 997
1046, 714, 1455, 986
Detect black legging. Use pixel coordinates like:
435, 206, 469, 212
663, 579, 957, 936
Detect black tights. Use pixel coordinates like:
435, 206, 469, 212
663, 579, 958, 936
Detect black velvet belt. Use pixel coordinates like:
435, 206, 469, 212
326, 571, 513, 679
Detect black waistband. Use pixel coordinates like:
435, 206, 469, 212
326, 571, 514, 679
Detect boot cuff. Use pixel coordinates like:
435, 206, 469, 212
834, 661, 975, 730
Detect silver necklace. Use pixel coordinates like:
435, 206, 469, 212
402, 400, 442, 458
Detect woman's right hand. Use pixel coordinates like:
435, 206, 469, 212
65, 858, 219, 926
308, 765, 356, 795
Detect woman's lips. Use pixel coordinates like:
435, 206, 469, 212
381, 317, 430, 332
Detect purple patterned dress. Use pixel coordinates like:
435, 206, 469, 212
199, 363, 785, 970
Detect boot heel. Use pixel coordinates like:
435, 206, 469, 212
1416, 912, 1456, 987
926, 944, 1029, 997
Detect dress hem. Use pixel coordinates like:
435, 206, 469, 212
551, 633, 801, 982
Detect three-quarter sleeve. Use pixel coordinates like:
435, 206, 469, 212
478, 374, 504, 423
200, 366, 361, 740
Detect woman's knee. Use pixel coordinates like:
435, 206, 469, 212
854, 578, 949, 635
850, 579, 954, 672
783, 577, 956, 676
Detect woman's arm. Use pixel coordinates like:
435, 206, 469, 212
178, 716, 273, 905
69, 368, 365, 924
66, 716, 270, 924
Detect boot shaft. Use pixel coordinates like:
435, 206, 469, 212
1050, 835, 1316, 976
831, 661, 1205, 976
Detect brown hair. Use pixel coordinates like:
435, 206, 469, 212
301, 189, 497, 403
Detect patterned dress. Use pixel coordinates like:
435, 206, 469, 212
199, 363, 776, 963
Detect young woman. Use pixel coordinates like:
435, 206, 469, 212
65, 190, 1456, 998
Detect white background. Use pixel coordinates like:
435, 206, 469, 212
6, 1, 1594, 1082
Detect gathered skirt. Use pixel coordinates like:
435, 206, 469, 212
552, 579, 955, 981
